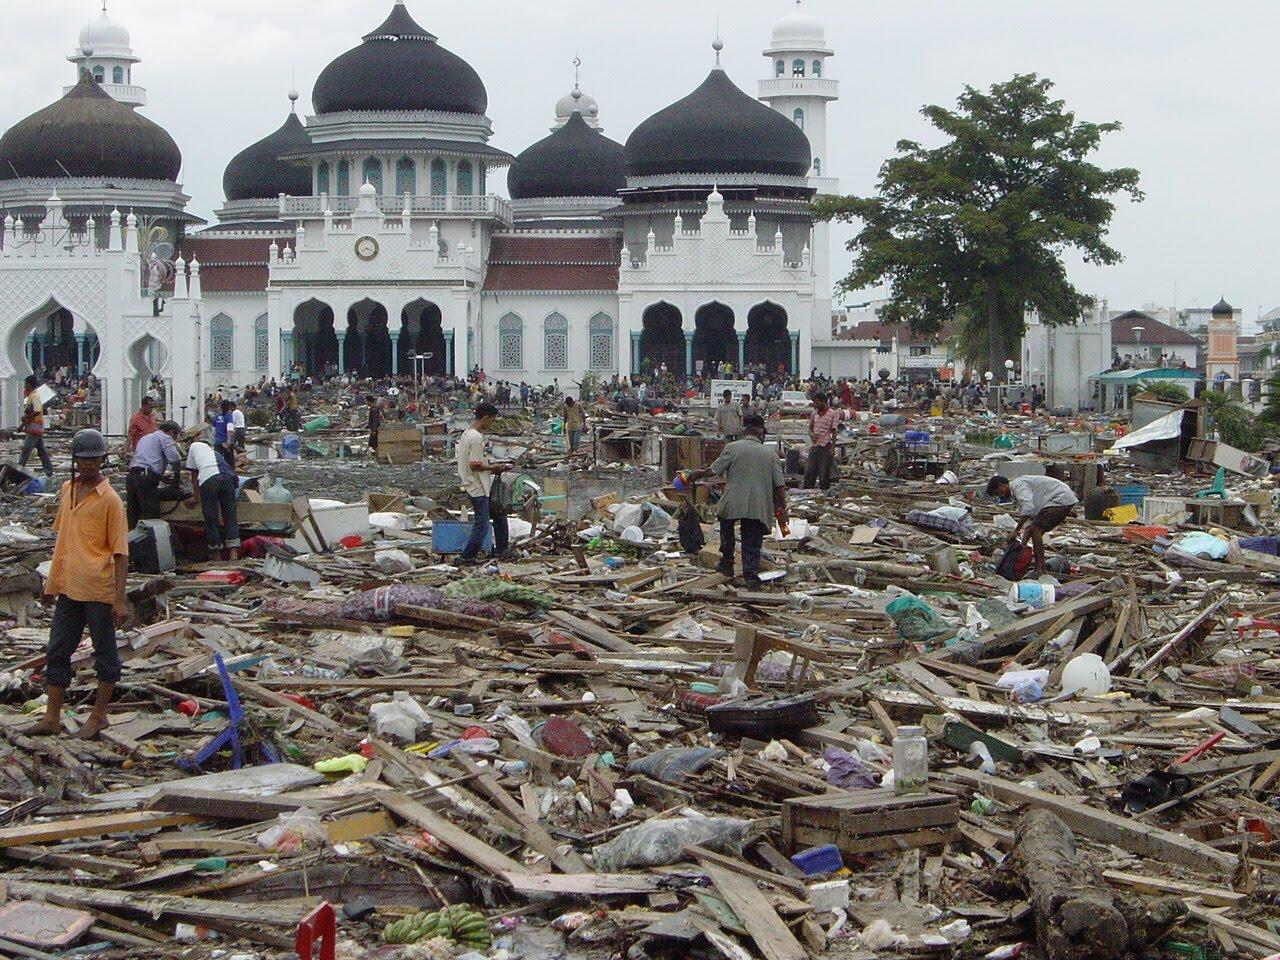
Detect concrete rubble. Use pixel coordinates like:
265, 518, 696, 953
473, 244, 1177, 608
2, 383, 1280, 960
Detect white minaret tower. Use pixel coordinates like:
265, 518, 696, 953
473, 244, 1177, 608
66, 1, 145, 106
761, 1, 838, 344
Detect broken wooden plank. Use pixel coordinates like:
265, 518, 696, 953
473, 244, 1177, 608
146, 787, 323, 822
0, 811, 198, 849
695, 857, 808, 960
951, 772, 1238, 876
1102, 870, 1243, 907
378, 792, 527, 879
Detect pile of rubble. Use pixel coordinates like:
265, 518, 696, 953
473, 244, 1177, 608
1, 395, 1280, 960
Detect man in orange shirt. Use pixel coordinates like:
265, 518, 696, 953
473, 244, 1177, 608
126, 395, 158, 452
29, 429, 130, 740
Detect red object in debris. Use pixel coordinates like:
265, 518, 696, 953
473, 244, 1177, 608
339, 535, 363, 549
281, 693, 317, 711
176, 699, 199, 717
461, 726, 489, 740
295, 901, 336, 960
197, 571, 246, 586
358, 741, 375, 759
868, 424, 879, 435
539, 716, 593, 758
1168, 731, 1226, 770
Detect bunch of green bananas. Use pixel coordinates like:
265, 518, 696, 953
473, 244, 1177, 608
381, 904, 492, 949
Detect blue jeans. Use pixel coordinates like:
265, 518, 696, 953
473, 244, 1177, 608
568, 429, 582, 452
461, 495, 509, 561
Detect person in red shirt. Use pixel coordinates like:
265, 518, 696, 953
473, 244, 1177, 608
804, 392, 850, 490
126, 396, 158, 452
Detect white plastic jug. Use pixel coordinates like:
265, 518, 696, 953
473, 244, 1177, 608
1061, 653, 1111, 697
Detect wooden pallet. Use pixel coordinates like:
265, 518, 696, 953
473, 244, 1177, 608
781, 787, 959, 856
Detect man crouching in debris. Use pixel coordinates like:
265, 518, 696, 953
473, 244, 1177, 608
986, 474, 1079, 579
686, 414, 787, 590
30, 429, 129, 740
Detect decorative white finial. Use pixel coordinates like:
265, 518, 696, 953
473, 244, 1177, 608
573, 56, 582, 92
713, 36, 724, 65
289, 68, 299, 110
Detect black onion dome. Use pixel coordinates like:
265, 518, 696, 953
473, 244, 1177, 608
312, 3, 487, 116
223, 111, 313, 202
1212, 298, 1234, 316
0, 72, 181, 182
509, 112, 626, 200
625, 68, 811, 179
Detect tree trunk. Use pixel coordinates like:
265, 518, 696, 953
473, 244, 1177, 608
1008, 810, 1185, 960
985, 279, 1002, 374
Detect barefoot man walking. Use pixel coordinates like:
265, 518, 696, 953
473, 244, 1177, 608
29, 429, 129, 740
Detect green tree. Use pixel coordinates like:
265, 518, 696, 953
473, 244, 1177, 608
814, 74, 1143, 370
1261, 365, 1280, 424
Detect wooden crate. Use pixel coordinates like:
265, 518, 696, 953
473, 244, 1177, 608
377, 424, 422, 464
781, 788, 959, 856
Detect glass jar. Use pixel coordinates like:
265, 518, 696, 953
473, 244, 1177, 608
893, 725, 929, 794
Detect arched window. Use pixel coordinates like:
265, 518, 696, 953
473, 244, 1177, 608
92, 66, 105, 82
254, 315, 269, 371
812, 59, 822, 77
589, 313, 614, 371
775, 59, 785, 77
362, 157, 383, 193
112, 66, 124, 84
792, 59, 805, 77
395, 157, 416, 196
210, 314, 234, 371
498, 314, 523, 370
544, 313, 568, 370
337, 159, 351, 195
430, 158, 447, 195
793, 108, 805, 131
456, 160, 473, 196
316, 161, 330, 196
813, 158, 821, 176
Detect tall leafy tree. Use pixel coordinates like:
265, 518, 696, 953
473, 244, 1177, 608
814, 74, 1142, 370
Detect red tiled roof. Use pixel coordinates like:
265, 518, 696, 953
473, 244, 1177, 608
833, 320, 946, 345
485, 235, 620, 292
1111, 311, 1201, 347
170, 237, 275, 294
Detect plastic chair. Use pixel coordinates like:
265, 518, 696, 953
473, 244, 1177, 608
177, 653, 243, 771
295, 902, 336, 960
1195, 466, 1227, 500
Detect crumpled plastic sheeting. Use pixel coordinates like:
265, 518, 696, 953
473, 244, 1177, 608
627, 746, 724, 783
823, 747, 879, 789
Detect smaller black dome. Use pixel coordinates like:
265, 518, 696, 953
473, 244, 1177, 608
312, 3, 487, 116
625, 68, 811, 180
223, 111, 313, 202
509, 112, 626, 200
1212, 297, 1234, 316
0, 72, 181, 182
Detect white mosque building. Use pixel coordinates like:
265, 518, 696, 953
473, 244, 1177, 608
0, 1, 840, 436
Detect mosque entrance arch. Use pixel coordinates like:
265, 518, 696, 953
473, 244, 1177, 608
345, 298, 391, 378
126, 334, 169, 418
401, 299, 446, 376
693, 302, 736, 373
746, 302, 790, 372
2, 297, 104, 429
292, 299, 337, 376
639, 302, 684, 378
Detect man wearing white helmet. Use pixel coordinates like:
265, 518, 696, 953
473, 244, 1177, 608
29, 429, 129, 740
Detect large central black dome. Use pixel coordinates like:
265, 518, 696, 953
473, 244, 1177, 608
625, 68, 811, 179
509, 112, 626, 200
223, 110, 313, 202
312, 3, 487, 116
0, 72, 181, 182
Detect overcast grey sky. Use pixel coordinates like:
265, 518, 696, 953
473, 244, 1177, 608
4, 1, 1277, 326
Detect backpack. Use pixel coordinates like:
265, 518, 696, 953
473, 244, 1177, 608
995, 540, 1034, 582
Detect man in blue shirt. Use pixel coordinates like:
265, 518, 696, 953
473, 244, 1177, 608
212, 401, 234, 462
126, 421, 182, 529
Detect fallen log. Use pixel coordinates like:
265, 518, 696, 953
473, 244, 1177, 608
1007, 810, 1185, 960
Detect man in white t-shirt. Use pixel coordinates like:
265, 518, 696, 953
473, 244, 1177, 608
986, 474, 1078, 577
456, 403, 510, 565
229, 403, 246, 450
185, 441, 240, 561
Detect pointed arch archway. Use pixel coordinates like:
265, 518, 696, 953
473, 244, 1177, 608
639, 302, 684, 378
400, 299, 446, 376
693, 302, 736, 373
746, 301, 790, 372
346, 298, 390, 378
292, 298, 337, 375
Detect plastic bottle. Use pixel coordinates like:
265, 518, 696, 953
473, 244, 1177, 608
892, 725, 929, 794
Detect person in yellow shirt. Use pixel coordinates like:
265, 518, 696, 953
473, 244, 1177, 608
29, 429, 129, 740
